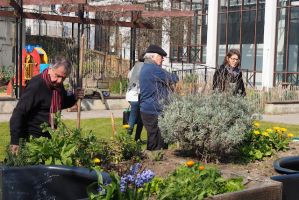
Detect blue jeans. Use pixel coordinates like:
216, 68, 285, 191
128, 101, 143, 141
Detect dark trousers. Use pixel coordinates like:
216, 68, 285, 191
141, 112, 167, 151
128, 101, 143, 141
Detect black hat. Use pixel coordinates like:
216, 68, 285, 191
146, 44, 167, 57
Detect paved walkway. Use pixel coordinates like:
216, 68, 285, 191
1, 109, 298, 125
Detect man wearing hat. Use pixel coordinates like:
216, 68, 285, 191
139, 44, 179, 151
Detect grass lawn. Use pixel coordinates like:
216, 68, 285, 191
0, 119, 298, 161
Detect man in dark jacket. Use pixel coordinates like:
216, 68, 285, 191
139, 44, 179, 151
10, 56, 83, 154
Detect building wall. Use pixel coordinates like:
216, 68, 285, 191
0, 17, 15, 68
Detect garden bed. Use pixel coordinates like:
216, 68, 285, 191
140, 141, 299, 191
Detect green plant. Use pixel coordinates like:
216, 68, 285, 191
183, 73, 198, 83
0, 65, 14, 83
159, 93, 256, 162
156, 162, 243, 200
240, 123, 293, 161
109, 78, 128, 94
4, 114, 113, 168
153, 150, 164, 161
113, 132, 143, 162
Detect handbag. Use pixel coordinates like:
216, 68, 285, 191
122, 107, 131, 125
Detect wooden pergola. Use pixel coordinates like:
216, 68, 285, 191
0, 0, 195, 97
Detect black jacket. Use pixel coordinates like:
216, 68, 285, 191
10, 74, 77, 145
212, 64, 246, 96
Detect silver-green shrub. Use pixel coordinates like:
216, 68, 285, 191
159, 93, 256, 161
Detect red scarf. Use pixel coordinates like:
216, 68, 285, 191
41, 68, 62, 127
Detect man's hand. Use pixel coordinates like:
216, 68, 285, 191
74, 88, 84, 100
10, 144, 19, 155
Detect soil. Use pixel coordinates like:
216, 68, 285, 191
141, 141, 299, 188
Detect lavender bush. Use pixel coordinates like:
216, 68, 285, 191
159, 93, 256, 162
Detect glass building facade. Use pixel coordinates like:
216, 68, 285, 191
275, 0, 299, 86
169, 0, 299, 87
218, 0, 265, 87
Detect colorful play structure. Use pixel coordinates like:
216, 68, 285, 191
7, 45, 49, 95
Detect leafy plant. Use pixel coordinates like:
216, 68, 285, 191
5, 114, 113, 168
0, 65, 14, 83
113, 132, 143, 162
109, 78, 128, 94
240, 123, 293, 161
156, 162, 244, 200
159, 93, 256, 162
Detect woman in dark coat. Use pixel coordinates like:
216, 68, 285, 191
212, 49, 246, 96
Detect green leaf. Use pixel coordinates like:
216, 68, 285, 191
45, 156, 53, 165
54, 159, 62, 165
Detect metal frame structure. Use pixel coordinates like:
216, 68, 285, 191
274, 0, 299, 86
0, 0, 197, 97
218, 0, 265, 87
169, 0, 207, 64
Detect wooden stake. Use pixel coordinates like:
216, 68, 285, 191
77, 34, 85, 129
110, 112, 116, 138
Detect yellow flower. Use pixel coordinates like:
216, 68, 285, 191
266, 128, 273, 133
123, 124, 130, 129
253, 130, 260, 135
262, 132, 269, 137
93, 158, 101, 164
186, 160, 195, 167
253, 122, 260, 128
288, 133, 294, 138
273, 127, 280, 132
199, 165, 205, 171
280, 128, 287, 132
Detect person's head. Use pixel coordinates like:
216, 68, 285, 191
48, 56, 72, 87
223, 49, 241, 68
144, 44, 167, 66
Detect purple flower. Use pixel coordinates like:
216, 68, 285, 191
130, 163, 142, 175
120, 163, 155, 192
127, 174, 135, 183
135, 169, 155, 188
120, 176, 128, 192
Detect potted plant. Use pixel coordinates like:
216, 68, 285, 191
0, 65, 14, 86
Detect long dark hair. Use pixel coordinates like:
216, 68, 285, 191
222, 49, 241, 68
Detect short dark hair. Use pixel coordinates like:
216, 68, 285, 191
222, 49, 241, 67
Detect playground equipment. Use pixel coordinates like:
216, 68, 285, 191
7, 45, 49, 95
22, 45, 49, 85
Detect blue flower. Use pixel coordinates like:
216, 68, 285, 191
135, 169, 155, 188
120, 176, 128, 192
130, 163, 142, 175
120, 163, 155, 192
